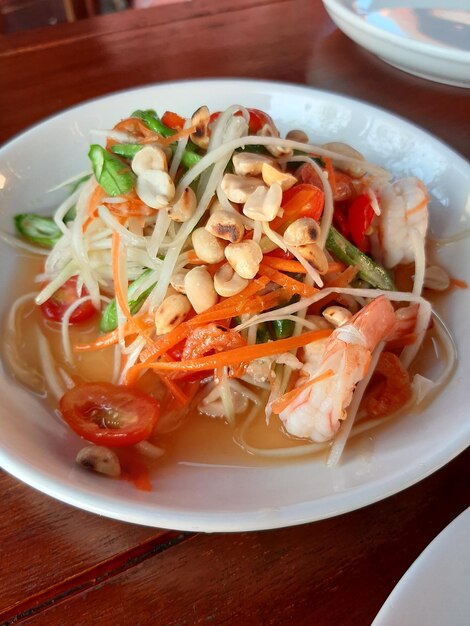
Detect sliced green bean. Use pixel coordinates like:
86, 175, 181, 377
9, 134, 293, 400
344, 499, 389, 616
111, 144, 143, 159
326, 226, 394, 290
88, 145, 136, 197
100, 269, 155, 333
256, 323, 271, 344
131, 110, 175, 138
14, 214, 61, 248
271, 318, 295, 340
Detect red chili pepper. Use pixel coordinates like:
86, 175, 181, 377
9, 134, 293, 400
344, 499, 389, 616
333, 202, 350, 238
347, 193, 375, 252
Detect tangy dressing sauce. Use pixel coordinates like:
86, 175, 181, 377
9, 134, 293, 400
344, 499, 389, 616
3, 253, 448, 473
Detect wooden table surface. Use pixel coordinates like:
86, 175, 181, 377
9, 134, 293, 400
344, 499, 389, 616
0, 1, 469, 624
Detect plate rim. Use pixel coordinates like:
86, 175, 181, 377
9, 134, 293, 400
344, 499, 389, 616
0, 77, 469, 532
322, 0, 470, 62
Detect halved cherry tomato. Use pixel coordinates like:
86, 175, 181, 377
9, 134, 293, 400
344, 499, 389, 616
40, 276, 97, 324
347, 193, 375, 252
245, 108, 273, 133
209, 108, 273, 135
271, 183, 324, 232
59, 382, 160, 446
161, 110, 185, 130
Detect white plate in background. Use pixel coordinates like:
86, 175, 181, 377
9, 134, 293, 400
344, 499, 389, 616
322, 0, 470, 87
0, 79, 469, 531
372, 507, 470, 625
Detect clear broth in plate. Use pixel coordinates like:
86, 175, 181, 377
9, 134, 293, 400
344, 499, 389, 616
2, 253, 449, 477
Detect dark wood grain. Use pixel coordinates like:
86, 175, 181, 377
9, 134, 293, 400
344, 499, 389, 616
1, 0, 469, 158
0, 1, 469, 624
18, 450, 469, 626
0, 471, 189, 621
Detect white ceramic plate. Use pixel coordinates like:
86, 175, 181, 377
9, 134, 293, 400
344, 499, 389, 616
0, 79, 469, 532
322, 0, 470, 88
372, 507, 470, 625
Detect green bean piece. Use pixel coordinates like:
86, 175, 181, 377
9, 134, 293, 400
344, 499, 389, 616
14, 214, 61, 248
256, 323, 271, 344
180, 147, 202, 169
100, 269, 155, 333
272, 318, 295, 340
88, 145, 136, 197
112, 142, 201, 171
326, 226, 395, 290
111, 144, 143, 159
131, 110, 175, 138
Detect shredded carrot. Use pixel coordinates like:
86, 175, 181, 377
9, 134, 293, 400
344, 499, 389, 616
258, 264, 318, 297
156, 126, 196, 146
187, 250, 206, 264
129, 328, 332, 377
307, 267, 358, 314
187, 288, 291, 327
262, 257, 307, 274
74, 316, 154, 352
205, 261, 226, 277
323, 158, 337, 196
137, 323, 192, 370
211, 276, 269, 310
158, 374, 189, 406
326, 261, 347, 274
135, 277, 271, 369
75, 328, 121, 352
449, 277, 468, 289
82, 209, 98, 233
271, 369, 334, 414
324, 265, 358, 288
113, 118, 158, 141
83, 185, 106, 232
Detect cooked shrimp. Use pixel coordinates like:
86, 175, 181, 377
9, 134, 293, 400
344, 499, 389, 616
279, 296, 396, 442
385, 303, 419, 342
372, 177, 429, 268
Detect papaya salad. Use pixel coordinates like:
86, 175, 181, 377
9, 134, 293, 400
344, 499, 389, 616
2, 105, 462, 487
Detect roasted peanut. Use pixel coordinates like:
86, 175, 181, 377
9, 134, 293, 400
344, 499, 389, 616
213, 263, 249, 297
192, 227, 226, 263
283, 217, 321, 246
225, 240, 263, 279
155, 294, 191, 335
184, 266, 218, 313
205, 209, 245, 243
